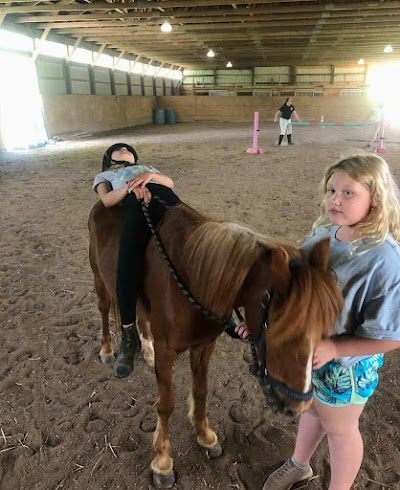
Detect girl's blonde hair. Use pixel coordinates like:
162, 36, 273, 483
313, 152, 400, 247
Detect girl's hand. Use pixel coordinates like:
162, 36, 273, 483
131, 186, 152, 204
235, 321, 250, 340
313, 339, 338, 369
128, 172, 154, 189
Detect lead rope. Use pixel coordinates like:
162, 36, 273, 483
140, 199, 237, 330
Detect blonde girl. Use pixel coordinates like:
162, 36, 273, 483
263, 152, 400, 490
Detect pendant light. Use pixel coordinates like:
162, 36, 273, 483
161, 20, 172, 33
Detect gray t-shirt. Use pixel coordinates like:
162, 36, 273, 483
303, 226, 400, 366
93, 164, 160, 191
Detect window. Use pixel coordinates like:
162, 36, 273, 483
0, 29, 33, 52
35, 39, 67, 58
69, 47, 93, 64
96, 53, 113, 68
115, 58, 130, 72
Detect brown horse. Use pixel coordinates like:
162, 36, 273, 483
88, 200, 343, 489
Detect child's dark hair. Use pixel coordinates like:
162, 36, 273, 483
102, 143, 139, 171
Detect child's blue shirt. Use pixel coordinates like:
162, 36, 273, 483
93, 165, 160, 191
303, 226, 400, 366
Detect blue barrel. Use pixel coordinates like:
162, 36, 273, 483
165, 109, 176, 124
153, 109, 165, 124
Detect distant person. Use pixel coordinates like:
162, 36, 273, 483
273, 97, 301, 145
367, 102, 384, 149
93, 143, 181, 379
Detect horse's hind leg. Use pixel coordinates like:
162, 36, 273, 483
151, 344, 177, 489
189, 342, 222, 458
94, 273, 114, 364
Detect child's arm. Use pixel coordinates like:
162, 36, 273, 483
292, 110, 301, 122
313, 337, 400, 369
96, 182, 129, 207
273, 110, 282, 122
96, 181, 152, 207
128, 171, 174, 190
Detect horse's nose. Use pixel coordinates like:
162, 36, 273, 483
283, 407, 297, 418
270, 403, 280, 414
267, 394, 284, 414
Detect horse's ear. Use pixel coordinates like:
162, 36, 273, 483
308, 237, 330, 270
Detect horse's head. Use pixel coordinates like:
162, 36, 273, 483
243, 238, 343, 417
179, 216, 342, 416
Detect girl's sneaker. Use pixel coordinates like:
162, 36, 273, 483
263, 458, 313, 490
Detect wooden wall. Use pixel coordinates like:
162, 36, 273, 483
41, 94, 154, 136
41, 94, 374, 137
156, 95, 372, 124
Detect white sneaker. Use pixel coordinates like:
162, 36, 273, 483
263, 458, 313, 490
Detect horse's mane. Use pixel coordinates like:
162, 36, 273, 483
268, 262, 342, 344
181, 220, 260, 316
174, 206, 342, 339
180, 210, 294, 317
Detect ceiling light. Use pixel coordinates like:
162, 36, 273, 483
161, 20, 172, 33
207, 49, 215, 58
358, 58, 365, 65
384, 44, 393, 53
226, 61, 233, 68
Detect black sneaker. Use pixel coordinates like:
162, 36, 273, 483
113, 325, 141, 378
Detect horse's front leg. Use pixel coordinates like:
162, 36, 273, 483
189, 342, 222, 458
151, 344, 177, 489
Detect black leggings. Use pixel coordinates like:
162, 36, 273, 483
117, 183, 180, 325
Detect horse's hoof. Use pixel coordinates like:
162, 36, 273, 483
152, 471, 176, 489
143, 355, 155, 368
206, 443, 223, 459
99, 353, 115, 364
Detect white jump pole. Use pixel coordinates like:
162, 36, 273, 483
246, 111, 264, 154
375, 109, 387, 154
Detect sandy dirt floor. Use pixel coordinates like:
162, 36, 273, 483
1, 121, 400, 490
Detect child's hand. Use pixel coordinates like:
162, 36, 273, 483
131, 186, 152, 204
313, 339, 338, 369
128, 172, 154, 189
235, 321, 250, 340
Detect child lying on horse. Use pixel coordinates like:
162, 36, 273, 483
93, 143, 180, 378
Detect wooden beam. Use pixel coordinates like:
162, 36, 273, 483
2, 0, 319, 10
66, 35, 82, 61
15, 4, 400, 24
91, 43, 106, 65
32, 26, 50, 61
112, 49, 125, 70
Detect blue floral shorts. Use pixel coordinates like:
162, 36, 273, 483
312, 354, 384, 407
